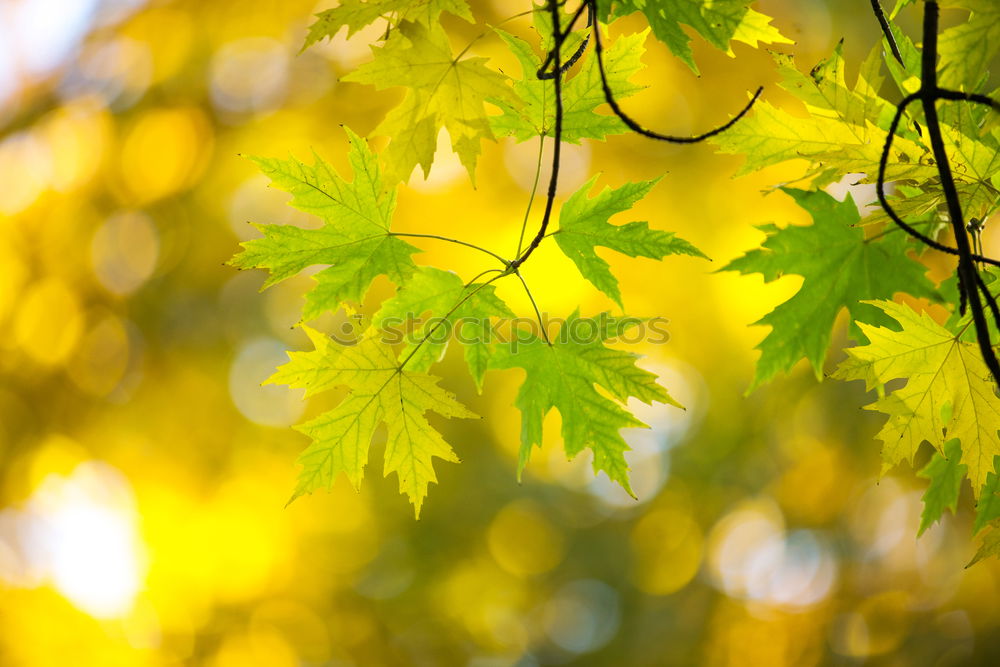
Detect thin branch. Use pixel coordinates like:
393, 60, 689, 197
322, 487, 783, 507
875, 94, 1000, 267
870, 0, 904, 65
588, 0, 763, 144
509, 0, 566, 274
918, 0, 1000, 386
537, 1, 592, 79
935, 89, 1000, 113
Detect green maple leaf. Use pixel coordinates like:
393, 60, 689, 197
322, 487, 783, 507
553, 176, 706, 308
917, 438, 966, 535
229, 128, 418, 319
490, 22, 646, 142
942, 103, 1000, 222
303, 0, 472, 47
723, 188, 936, 389
489, 313, 681, 494
938, 0, 1000, 91
270, 326, 476, 517
373, 266, 515, 391
595, 0, 789, 74
974, 456, 1000, 533
344, 20, 520, 184
833, 300, 1000, 495
968, 520, 1000, 567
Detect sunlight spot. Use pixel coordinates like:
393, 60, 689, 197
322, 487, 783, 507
0, 462, 146, 619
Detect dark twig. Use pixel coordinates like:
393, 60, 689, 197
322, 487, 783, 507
509, 0, 567, 275
537, 1, 591, 79
588, 0, 763, 143
870, 0, 904, 65
876, 93, 1000, 268
935, 89, 1000, 114
917, 1, 1000, 386
976, 271, 1000, 337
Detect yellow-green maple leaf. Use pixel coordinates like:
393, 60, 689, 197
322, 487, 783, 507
490, 26, 647, 143
833, 300, 1000, 496
304, 0, 472, 47
713, 46, 936, 186
344, 20, 521, 184
271, 326, 476, 517
373, 266, 515, 391
595, 0, 789, 75
228, 128, 418, 319
938, 0, 1000, 91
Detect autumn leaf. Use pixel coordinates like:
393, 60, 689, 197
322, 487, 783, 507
490, 312, 681, 495
344, 20, 521, 183
373, 267, 515, 391
271, 326, 476, 517
723, 188, 936, 389
303, 0, 472, 47
553, 175, 706, 308
490, 23, 646, 142
228, 128, 418, 319
833, 300, 1000, 495
595, 0, 790, 74
917, 438, 966, 536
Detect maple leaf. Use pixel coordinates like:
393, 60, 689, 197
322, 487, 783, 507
303, 0, 472, 47
490, 23, 647, 143
595, 0, 788, 74
553, 176, 706, 308
968, 520, 1000, 567
833, 300, 1000, 495
713, 46, 936, 186
373, 267, 515, 391
489, 313, 681, 494
228, 128, 418, 319
344, 20, 521, 184
938, 0, 1000, 91
270, 326, 476, 517
917, 438, 966, 536
973, 456, 1000, 533
723, 188, 936, 389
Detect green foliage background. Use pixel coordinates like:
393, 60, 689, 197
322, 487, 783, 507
1, 0, 1000, 665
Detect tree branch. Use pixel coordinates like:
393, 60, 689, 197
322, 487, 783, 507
918, 1, 1000, 386
588, 0, 763, 144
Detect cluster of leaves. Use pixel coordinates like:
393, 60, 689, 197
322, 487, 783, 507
232, 0, 1000, 563
230, 0, 789, 516
715, 0, 1000, 562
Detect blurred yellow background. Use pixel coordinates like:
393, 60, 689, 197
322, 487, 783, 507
0, 0, 998, 665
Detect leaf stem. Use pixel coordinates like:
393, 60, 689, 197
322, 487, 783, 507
397, 273, 504, 370
454, 9, 537, 62
390, 232, 510, 266
465, 267, 505, 288
514, 270, 552, 344
516, 137, 546, 257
